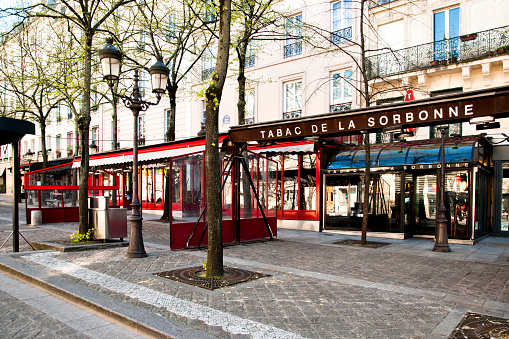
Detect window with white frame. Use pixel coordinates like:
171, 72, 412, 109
138, 30, 146, 51
55, 135, 61, 156
67, 106, 72, 119
202, 45, 217, 80
167, 13, 177, 40
285, 14, 302, 58
245, 90, 255, 124
56, 105, 61, 122
66, 132, 73, 154
91, 126, 99, 150
31, 139, 35, 154
246, 40, 256, 68
331, 1, 352, 44
138, 115, 146, 145
330, 70, 353, 112
23, 141, 27, 155
283, 80, 302, 119
46, 135, 51, 151
200, 100, 206, 124
139, 70, 147, 97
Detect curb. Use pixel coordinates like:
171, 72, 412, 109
0, 253, 215, 339
30, 240, 129, 252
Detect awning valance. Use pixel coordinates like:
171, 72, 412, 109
249, 142, 314, 154
72, 136, 227, 169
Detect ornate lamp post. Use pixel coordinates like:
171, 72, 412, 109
433, 125, 451, 252
99, 38, 169, 258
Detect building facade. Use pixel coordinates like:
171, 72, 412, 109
3, 0, 509, 240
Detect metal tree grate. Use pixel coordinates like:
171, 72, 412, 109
154, 266, 270, 290
449, 312, 509, 338
333, 239, 391, 248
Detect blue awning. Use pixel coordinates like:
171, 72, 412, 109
328, 140, 478, 169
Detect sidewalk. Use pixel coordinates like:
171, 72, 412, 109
0, 195, 508, 338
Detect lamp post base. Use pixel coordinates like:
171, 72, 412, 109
433, 205, 451, 252
126, 203, 147, 258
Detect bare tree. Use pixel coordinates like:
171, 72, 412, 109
204, 0, 231, 278
8, 0, 136, 235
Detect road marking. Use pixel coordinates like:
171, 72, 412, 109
25, 252, 304, 339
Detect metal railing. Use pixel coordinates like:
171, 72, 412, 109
284, 41, 302, 58
330, 27, 352, 45
330, 102, 352, 113
367, 25, 509, 79
369, 0, 398, 8
283, 110, 302, 119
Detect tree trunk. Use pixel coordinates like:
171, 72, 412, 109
78, 36, 92, 235
160, 166, 171, 222
206, 0, 231, 278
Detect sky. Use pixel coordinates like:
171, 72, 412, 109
0, 0, 32, 33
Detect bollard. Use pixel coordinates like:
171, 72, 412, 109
31, 210, 42, 226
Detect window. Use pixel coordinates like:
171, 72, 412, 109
67, 106, 72, 119
283, 80, 302, 119
331, 1, 352, 44
165, 109, 172, 141
246, 40, 255, 68
202, 45, 217, 80
91, 126, 99, 150
138, 115, 146, 145
434, 7, 460, 62
201, 100, 207, 124
56, 135, 61, 154
245, 90, 255, 124
56, 105, 61, 122
138, 31, 146, 51
66, 132, 73, 155
31, 139, 35, 154
330, 70, 353, 112
167, 13, 177, 40
139, 70, 147, 97
46, 135, 51, 151
284, 14, 302, 58
204, 0, 216, 23
23, 141, 27, 155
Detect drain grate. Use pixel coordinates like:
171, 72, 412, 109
449, 312, 509, 338
154, 266, 270, 290
333, 239, 391, 248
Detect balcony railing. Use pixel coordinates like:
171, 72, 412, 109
369, 0, 398, 8
202, 67, 215, 80
367, 25, 509, 79
283, 110, 302, 119
330, 27, 352, 45
330, 102, 352, 113
244, 117, 254, 124
284, 41, 302, 58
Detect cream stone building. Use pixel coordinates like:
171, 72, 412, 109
3, 0, 509, 239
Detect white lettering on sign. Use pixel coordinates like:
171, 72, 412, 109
434, 108, 443, 119
449, 106, 459, 117
393, 114, 401, 124
322, 123, 328, 132
419, 110, 428, 121
380, 116, 388, 125
312, 125, 318, 133
406, 112, 414, 122
465, 104, 473, 115
348, 120, 355, 129
367, 117, 375, 127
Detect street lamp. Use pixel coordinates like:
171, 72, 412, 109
433, 125, 451, 252
24, 149, 34, 173
99, 38, 169, 258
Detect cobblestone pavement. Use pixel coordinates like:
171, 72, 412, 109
0, 195, 509, 338
0, 271, 146, 338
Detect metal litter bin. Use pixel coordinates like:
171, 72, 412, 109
89, 196, 127, 240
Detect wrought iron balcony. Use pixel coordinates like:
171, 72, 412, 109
330, 102, 352, 113
244, 117, 254, 124
202, 67, 215, 80
283, 110, 302, 119
367, 25, 509, 80
330, 27, 352, 45
369, 0, 398, 8
284, 41, 302, 58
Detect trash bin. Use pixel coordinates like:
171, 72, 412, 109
89, 196, 127, 240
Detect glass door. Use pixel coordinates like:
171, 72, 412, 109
414, 174, 437, 235
324, 175, 363, 229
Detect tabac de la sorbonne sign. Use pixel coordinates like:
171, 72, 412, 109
229, 87, 509, 143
